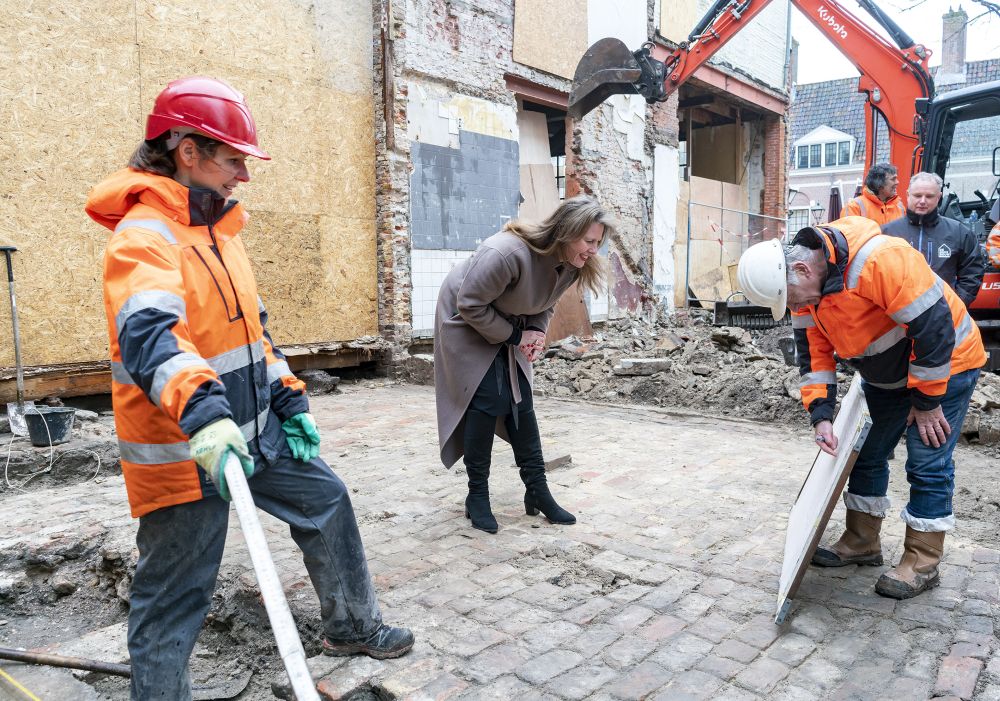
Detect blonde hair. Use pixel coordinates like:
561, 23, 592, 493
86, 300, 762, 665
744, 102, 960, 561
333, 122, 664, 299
502, 195, 613, 296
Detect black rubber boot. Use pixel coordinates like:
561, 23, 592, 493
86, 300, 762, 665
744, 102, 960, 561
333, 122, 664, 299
323, 624, 415, 659
507, 410, 576, 525
463, 410, 499, 534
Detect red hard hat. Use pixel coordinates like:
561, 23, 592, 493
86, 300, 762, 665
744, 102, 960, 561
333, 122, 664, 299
145, 77, 270, 160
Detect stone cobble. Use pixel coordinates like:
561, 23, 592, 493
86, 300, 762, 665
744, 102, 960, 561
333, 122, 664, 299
2, 383, 998, 700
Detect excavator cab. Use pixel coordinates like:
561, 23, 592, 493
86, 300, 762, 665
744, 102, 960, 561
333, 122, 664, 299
923, 81, 1000, 369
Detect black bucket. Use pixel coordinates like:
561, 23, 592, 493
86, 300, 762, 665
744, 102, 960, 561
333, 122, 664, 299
778, 336, 798, 367
24, 407, 76, 447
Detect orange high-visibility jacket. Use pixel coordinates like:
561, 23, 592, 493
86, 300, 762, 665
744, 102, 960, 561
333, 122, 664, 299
791, 216, 986, 425
86, 169, 307, 517
988, 223, 1000, 268
840, 187, 906, 227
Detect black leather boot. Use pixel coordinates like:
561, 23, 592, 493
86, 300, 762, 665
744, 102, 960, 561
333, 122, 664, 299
463, 409, 498, 533
506, 410, 575, 525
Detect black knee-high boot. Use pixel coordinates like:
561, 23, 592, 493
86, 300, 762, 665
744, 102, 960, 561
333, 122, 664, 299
463, 409, 499, 533
505, 410, 575, 525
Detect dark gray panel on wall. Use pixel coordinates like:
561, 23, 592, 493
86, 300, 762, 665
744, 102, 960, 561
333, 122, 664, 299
411, 130, 521, 250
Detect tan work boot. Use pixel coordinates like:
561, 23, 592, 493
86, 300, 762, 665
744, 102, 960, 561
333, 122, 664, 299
875, 527, 944, 599
811, 510, 884, 567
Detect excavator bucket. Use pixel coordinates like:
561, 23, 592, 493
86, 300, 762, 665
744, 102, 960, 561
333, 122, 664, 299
568, 38, 642, 119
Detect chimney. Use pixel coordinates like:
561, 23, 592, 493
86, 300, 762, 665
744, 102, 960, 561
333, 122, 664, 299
938, 6, 968, 86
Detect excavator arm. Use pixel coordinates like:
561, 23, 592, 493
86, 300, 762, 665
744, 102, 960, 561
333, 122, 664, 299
568, 0, 934, 193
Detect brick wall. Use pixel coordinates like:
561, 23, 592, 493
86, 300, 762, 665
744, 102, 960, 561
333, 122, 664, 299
373, 1, 412, 349
761, 115, 788, 220
372, 0, 788, 354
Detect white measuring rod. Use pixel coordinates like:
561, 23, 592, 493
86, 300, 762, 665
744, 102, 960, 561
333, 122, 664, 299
224, 454, 320, 701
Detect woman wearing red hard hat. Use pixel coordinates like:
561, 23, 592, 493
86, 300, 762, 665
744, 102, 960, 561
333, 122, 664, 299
86, 77, 413, 700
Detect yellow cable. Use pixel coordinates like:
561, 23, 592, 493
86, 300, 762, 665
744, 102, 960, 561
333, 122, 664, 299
0, 667, 42, 701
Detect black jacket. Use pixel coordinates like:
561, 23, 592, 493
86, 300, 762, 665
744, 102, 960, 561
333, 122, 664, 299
882, 209, 984, 305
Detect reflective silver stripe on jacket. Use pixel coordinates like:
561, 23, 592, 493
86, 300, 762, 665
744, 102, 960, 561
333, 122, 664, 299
799, 370, 837, 387
267, 360, 293, 384
866, 377, 909, 389
257, 296, 266, 314
890, 278, 943, 324
238, 407, 271, 443
954, 313, 973, 346
846, 235, 888, 289
910, 362, 952, 382
791, 314, 815, 329
118, 440, 190, 465
114, 218, 177, 244
854, 198, 866, 218
206, 340, 265, 377
111, 361, 135, 385
862, 326, 906, 357
150, 353, 208, 407
115, 290, 187, 334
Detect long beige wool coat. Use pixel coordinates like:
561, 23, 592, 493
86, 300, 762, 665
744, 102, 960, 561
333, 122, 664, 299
435, 231, 578, 467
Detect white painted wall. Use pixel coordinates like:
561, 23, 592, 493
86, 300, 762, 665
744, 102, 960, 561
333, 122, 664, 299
711, 0, 790, 92
653, 144, 679, 308
587, 0, 647, 47
660, 0, 791, 94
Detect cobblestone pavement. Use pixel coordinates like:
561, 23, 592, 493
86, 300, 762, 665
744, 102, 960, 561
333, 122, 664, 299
2, 383, 999, 700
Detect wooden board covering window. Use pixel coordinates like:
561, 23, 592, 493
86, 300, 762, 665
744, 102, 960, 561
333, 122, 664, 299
0, 0, 377, 368
512, 0, 589, 79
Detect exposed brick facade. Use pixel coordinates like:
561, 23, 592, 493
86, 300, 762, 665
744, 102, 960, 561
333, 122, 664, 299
762, 115, 788, 219
371, 0, 791, 359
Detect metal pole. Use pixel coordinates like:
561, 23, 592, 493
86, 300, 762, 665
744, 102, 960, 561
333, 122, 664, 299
1, 247, 24, 408
223, 455, 319, 701
0, 647, 131, 678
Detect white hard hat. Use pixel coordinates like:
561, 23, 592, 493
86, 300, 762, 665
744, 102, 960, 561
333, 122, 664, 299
737, 239, 787, 321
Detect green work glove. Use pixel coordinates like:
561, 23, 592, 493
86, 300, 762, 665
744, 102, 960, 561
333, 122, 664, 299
281, 412, 321, 461
189, 418, 254, 501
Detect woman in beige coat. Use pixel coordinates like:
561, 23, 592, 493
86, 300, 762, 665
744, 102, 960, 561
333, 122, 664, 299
434, 196, 613, 533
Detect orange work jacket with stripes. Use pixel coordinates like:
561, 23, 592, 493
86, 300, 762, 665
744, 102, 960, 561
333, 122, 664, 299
988, 223, 1000, 268
86, 169, 308, 517
791, 216, 986, 426
840, 187, 906, 227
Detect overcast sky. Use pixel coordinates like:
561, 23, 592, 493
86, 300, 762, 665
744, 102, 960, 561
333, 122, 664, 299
793, 0, 1000, 84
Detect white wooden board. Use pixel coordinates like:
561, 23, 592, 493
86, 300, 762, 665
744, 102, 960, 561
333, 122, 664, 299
775, 374, 872, 624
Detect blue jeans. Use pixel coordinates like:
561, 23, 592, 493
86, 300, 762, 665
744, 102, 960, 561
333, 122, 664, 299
127, 421, 382, 701
847, 368, 980, 531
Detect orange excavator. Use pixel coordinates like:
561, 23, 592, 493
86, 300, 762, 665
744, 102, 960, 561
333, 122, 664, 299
568, 0, 1000, 368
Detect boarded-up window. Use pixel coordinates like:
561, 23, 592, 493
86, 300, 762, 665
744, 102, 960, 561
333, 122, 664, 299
512, 0, 588, 79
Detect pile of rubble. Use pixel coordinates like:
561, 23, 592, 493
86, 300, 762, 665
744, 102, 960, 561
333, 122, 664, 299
532, 312, 1000, 448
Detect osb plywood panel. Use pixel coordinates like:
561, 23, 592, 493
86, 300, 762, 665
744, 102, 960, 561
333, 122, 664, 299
139, 50, 375, 222
684, 177, 739, 303
0, 1, 139, 369
675, 180, 690, 307
659, 0, 702, 45
513, 0, 589, 79
242, 213, 377, 346
0, 0, 375, 368
691, 123, 741, 183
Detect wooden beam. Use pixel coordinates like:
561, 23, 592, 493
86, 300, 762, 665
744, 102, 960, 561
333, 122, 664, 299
286, 349, 371, 371
504, 73, 569, 110
678, 94, 716, 109
0, 363, 112, 403
0, 346, 381, 403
